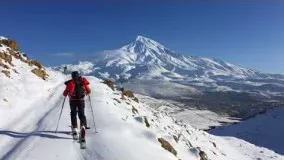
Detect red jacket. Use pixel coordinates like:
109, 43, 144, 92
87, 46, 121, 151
63, 77, 91, 101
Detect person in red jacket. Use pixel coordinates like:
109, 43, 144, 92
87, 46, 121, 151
63, 71, 91, 140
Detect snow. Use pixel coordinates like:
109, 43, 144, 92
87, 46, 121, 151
52, 36, 284, 107
55, 35, 284, 87
0, 55, 66, 129
1, 36, 284, 160
210, 107, 284, 155
1, 73, 283, 160
98, 72, 110, 79
136, 94, 238, 130
0, 44, 9, 51
0, 36, 8, 40
54, 61, 95, 75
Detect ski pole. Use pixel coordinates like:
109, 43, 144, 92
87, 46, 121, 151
55, 96, 66, 133
88, 95, 97, 133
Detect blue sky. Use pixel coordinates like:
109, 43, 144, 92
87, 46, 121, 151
0, 1, 284, 74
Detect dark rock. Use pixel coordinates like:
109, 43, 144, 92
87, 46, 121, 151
0, 39, 19, 51
158, 138, 177, 156
1, 70, 10, 78
31, 68, 48, 80
144, 117, 150, 128
103, 79, 115, 90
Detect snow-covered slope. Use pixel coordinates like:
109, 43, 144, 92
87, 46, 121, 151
1, 36, 283, 159
136, 94, 239, 130
210, 107, 284, 155
0, 36, 65, 128
0, 37, 61, 103
1, 75, 283, 160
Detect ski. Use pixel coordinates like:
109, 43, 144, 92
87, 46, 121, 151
79, 126, 86, 149
79, 138, 86, 149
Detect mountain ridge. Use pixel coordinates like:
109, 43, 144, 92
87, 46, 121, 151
56, 35, 281, 81
54, 36, 284, 119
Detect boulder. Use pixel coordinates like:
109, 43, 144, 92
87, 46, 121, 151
122, 89, 135, 98
144, 117, 150, 128
30, 60, 43, 69
0, 38, 19, 51
104, 79, 115, 90
199, 150, 208, 160
31, 68, 48, 80
158, 138, 177, 156
0, 52, 13, 65
1, 70, 10, 78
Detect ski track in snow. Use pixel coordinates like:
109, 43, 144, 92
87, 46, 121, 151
0, 85, 71, 160
0, 78, 109, 160
0, 85, 95, 160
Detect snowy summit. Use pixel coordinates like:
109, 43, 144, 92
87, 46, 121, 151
58, 35, 263, 81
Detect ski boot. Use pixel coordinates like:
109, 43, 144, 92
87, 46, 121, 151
72, 127, 79, 140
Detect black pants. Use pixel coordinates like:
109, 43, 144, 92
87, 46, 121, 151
70, 101, 87, 128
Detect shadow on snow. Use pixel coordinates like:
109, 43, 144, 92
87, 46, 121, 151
0, 130, 72, 139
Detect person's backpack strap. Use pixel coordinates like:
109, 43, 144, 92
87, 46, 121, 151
82, 77, 90, 85
82, 77, 91, 94
64, 80, 72, 85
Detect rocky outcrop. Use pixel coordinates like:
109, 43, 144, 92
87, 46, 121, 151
0, 38, 19, 51
196, 147, 209, 160
30, 60, 43, 69
158, 138, 177, 156
31, 68, 48, 80
122, 89, 135, 98
121, 88, 139, 103
0, 37, 48, 80
144, 117, 150, 128
0, 59, 10, 69
173, 135, 178, 143
12, 51, 29, 64
132, 106, 138, 114
0, 52, 13, 65
199, 150, 208, 160
133, 97, 139, 103
1, 70, 10, 78
104, 79, 115, 90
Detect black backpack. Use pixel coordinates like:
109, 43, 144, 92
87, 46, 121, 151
74, 77, 86, 99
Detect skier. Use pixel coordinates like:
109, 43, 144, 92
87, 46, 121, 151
63, 66, 67, 74
63, 71, 91, 144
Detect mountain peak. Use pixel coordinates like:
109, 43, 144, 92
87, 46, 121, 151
135, 35, 146, 41
135, 35, 163, 47
121, 35, 165, 53
136, 35, 153, 42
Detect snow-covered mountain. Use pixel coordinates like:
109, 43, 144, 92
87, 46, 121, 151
57, 35, 284, 81
2, 36, 284, 159
55, 36, 284, 119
